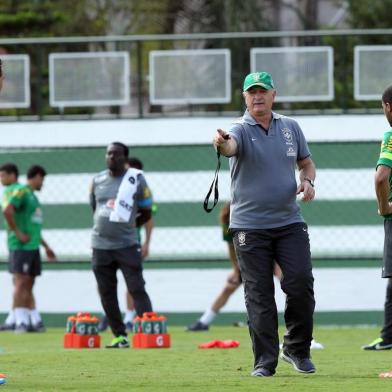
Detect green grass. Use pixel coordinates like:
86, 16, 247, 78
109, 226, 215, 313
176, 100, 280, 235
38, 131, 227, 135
0, 326, 392, 391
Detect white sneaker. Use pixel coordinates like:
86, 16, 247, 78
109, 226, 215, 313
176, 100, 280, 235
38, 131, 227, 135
310, 339, 324, 350
14, 323, 28, 334
279, 339, 324, 350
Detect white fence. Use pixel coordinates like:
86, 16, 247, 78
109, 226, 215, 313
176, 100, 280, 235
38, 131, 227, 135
251, 46, 334, 102
49, 51, 130, 108
0, 45, 390, 109
354, 45, 392, 101
149, 49, 231, 105
0, 54, 30, 108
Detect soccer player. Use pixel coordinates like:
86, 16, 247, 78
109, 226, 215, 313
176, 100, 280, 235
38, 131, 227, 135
0, 164, 56, 333
90, 143, 153, 348
0, 58, 7, 384
123, 157, 155, 330
97, 156, 155, 333
186, 201, 241, 331
365, 84, 392, 377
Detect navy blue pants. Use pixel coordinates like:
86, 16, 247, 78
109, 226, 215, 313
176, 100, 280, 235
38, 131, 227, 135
232, 222, 315, 372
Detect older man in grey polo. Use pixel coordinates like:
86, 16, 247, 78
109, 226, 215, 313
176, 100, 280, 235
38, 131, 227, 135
213, 71, 316, 377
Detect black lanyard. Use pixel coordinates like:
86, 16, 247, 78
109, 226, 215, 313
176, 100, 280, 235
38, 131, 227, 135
203, 148, 223, 213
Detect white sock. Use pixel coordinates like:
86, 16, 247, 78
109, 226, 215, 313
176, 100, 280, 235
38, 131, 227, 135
124, 310, 136, 323
30, 309, 42, 325
5, 310, 15, 325
14, 308, 30, 326
199, 309, 216, 326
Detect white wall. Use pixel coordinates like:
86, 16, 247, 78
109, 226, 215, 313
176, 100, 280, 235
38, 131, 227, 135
0, 267, 387, 313
0, 114, 386, 148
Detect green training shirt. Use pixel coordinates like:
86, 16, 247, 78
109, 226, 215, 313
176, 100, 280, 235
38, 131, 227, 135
2, 184, 43, 250
377, 129, 392, 220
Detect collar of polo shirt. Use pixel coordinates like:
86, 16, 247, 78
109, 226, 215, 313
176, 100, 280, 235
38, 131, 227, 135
243, 110, 282, 126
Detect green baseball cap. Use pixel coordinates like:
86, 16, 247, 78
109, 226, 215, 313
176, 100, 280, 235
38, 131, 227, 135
243, 72, 274, 92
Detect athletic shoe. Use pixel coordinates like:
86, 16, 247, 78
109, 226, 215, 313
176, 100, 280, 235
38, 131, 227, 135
310, 339, 324, 350
28, 321, 46, 333
106, 336, 130, 349
98, 316, 109, 332
0, 323, 15, 331
125, 321, 133, 333
14, 323, 29, 334
186, 321, 209, 332
280, 349, 316, 374
362, 337, 392, 350
279, 339, 324, 350
251, 367, 275, 377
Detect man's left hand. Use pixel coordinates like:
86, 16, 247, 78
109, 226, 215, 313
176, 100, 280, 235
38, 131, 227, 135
141, 242, 149, 259
296, 181, 315, 202
45, 247, 57, 261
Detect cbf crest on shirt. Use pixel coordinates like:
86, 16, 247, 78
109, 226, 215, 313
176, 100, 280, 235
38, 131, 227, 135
281, 127, 294, 145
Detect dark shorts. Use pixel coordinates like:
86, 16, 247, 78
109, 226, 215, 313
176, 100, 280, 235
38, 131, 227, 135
8, 249, 41, 277
383, 220, 392, 278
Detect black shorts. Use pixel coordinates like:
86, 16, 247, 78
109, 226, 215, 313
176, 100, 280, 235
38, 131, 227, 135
8, 249, 41, 277
383, 220, 392, 278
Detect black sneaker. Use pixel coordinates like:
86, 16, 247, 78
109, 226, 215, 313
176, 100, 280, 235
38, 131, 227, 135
251, 367, 275, 377
185, 321, 209, 332
0, 323, 15, 331
280, 349, 316, 374
105, 336, 130, 349
98, 316, 109, 332
362, 337, 392, 350
28, 321, 46, 333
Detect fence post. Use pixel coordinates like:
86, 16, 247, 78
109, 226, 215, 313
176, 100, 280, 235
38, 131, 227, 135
136, 41, 144, 118
340, 35, 349, 113
36, 46, 45, 119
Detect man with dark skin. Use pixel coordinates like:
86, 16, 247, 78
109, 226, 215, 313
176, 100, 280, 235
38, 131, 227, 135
367, 85, 392, 377
97, 156, 156, 333
90, 142, 153, 348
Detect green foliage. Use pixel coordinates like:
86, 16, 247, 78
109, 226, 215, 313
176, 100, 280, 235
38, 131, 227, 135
323, 1, 392, 111
1, 0, 391, 115
348, 0, 392, 30
0, 1, 66, 37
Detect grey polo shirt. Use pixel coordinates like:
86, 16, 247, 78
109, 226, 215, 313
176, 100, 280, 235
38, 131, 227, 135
228, 110, 311, 229
90, 169, 153, 249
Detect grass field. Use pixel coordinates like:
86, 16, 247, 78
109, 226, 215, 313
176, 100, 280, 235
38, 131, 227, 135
1, 326, 392, 391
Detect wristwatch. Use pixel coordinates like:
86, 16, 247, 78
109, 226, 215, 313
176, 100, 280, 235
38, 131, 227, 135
304, 177, 314, 187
